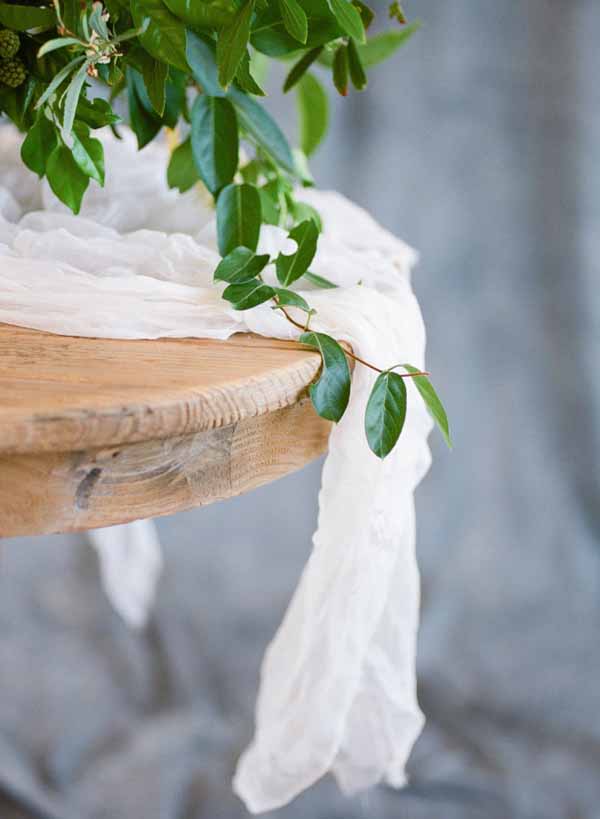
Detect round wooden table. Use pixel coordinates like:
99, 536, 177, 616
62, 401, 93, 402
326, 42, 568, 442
0, 324, 330, 537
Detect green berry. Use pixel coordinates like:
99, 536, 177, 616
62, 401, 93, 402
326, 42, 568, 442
0, 57, 27, 88
0, 29, 20, 60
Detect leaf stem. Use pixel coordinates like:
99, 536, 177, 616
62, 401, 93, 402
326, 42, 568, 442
388, 363, 430, 377
277, 304, 428, 378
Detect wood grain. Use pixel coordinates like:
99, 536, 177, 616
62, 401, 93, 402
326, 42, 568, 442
0, 324, 332, 535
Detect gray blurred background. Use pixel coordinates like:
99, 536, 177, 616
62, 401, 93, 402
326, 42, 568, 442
2, 1, 599, 817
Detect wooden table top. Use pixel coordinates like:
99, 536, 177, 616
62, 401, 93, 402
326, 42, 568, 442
0, 324, 330, 536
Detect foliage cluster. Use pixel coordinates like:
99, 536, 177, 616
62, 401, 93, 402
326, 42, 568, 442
0, 0, 449, 457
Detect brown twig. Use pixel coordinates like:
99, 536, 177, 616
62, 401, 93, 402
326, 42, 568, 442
277, 304, 429, 378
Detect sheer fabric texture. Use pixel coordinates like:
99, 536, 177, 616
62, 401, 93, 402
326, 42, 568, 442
0, 127, 432, 812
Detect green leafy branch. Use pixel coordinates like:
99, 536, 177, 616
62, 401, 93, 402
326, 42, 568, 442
0, 0, 450, 458
215, 219, 451, 459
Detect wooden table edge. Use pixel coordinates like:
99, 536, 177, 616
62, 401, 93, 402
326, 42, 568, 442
0, 327, 334, 536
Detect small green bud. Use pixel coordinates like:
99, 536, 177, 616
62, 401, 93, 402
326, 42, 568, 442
0, 57, 27, 88
0, 29, 20, 60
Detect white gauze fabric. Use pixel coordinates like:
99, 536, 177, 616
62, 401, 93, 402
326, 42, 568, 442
0, 126, 432, 812
87, 519, 163, 630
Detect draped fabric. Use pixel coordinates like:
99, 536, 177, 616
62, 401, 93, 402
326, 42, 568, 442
0, 122, 433, 814
1, 1, 599, 817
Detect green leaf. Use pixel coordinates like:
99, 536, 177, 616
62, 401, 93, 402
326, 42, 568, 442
113, 24, 143, 46
89, 1, 109, 36
105, 0, 128, 18
37, 37, 83, 57
249, 48, 270, 86
279, 0, 307, 44
76, 97, 120, 129
228, 86, 296, 175
63, 61, 89, 140
0, 4, 55, 30
222, 279, 276, 310
317, 20, 420, 68
216, 183, 262, 255
296, 71, 328, 155
167, 137, 200, 192
276, 219, 319, 286
162, 69, 187, 127
0, 76, 38, 131
35, 55, 86, 111
289, 198, 322, 229
258, 185, 280, 225
239, 158, 260, 184
139, 52, 169, 115
302, 270, 337, 289
217, 0, 254, 89
356, 21, 420, 67
352, 0, 375, 29
57, 0, 82, 32
299, 331, 351, 422
89, 1, 110, 36
292, 148, 314, 186
283, 45, 322, 92
185, 31, 223, 96
71, 130, 105, 185
190, 95, 239, 195
131, 0, 189, 72
275, 219, 319, 287
251, 1, 342, 57
20, 114, 58, 178
163, 0, 237, 29
214, 247, 270, 283
45, 144, 90, 214
347, 37, 367, 90
126, 68, 161, 149
326, 0, 365, 43
365, 370, 407, 459
273, 288, 311, 312
402, 364, 452, 448
332, 43, 349, 96
235, 50, 265, 95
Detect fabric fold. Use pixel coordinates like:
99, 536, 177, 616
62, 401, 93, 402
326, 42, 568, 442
87, 520, 163, 630
236, 288, 432, 811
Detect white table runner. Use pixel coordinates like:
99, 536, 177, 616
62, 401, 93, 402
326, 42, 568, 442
0, 126, 432, 812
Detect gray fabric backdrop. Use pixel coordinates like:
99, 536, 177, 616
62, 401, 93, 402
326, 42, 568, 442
2, 1, 599, 817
